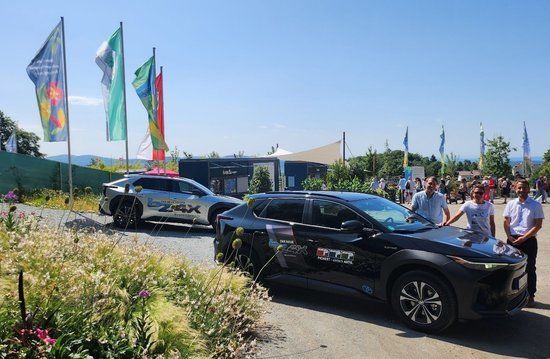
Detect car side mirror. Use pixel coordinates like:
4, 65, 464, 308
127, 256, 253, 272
341, 220, 365, 232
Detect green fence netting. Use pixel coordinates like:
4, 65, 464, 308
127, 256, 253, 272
0, 152, 123, 194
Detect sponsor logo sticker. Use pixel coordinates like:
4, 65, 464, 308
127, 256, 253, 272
316, 247, 354, 264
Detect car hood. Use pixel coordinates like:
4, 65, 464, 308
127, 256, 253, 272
402, 226, 525, 262
214, 195, 244, 205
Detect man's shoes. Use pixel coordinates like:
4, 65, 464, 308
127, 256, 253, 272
526, 296, 536, 308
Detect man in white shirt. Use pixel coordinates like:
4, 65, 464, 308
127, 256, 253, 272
411, 176, 450, 226
445, 184, 495, 236
379, 178, 386, 191
371, 178, 379, 191
504, 179, 544, 307
398, 175, 407, 204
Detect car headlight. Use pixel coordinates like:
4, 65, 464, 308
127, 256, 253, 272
448, 256, 510, 271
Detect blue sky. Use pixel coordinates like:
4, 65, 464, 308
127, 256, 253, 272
1, 0, 549, 160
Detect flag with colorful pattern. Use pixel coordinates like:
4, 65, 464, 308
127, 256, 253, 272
26, 21, 68, 142
132, 57, 168, 151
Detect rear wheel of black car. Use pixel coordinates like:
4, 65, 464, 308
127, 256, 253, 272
233, 245, 260, 279
113, 201, 141, 229
391, 270, 457, 333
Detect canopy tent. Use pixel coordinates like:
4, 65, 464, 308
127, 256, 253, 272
273, 140, 342, 165
266, 147, 293, 157
144, 167, 179, 177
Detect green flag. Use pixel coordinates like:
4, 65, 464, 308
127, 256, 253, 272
132, 56, 168, 151
96, 27, 127, 141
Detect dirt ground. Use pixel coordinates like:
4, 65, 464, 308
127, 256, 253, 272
257, 201, 550, 359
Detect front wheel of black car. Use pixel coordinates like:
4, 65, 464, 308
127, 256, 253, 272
391, 270, 457, 333
113, 201, 141, 229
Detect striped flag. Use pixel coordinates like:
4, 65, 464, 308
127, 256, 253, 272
95, 27, 127, 141
132, 57, 168, 151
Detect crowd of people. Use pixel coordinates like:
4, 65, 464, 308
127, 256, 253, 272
408, 175, 544, 308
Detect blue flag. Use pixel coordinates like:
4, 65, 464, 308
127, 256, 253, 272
480, 122, 485, 155
439, 125, 445, 157
26, 21, 68, 142
403, 127, 409, 152
523, 121, 530, 160
6, 131, 17, 153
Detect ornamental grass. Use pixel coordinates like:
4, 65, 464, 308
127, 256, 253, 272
0, 210, 269, 358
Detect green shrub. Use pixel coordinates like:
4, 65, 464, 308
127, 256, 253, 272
249, 166, 272, 194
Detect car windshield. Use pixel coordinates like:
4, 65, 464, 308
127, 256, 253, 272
352, 197, 435, 232
184, 178, 214, 195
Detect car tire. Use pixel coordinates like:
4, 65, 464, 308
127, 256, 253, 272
113, 200, 141, 229
233, 245, 261, 280
391, 270, 457, 333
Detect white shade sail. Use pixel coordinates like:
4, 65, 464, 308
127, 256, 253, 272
274, 140, 342, 165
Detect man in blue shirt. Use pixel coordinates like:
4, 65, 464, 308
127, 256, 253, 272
411, 176, 450, 226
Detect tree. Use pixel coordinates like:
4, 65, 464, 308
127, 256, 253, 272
169, 146, 180, 167
483, 136, 514, 179
207, 151, 220, 159
249, 166, 272, 193
0, 111, 44, 157
443, 153, 459, 177
267, 144, 279, 155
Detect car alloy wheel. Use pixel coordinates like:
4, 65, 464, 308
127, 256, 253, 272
114, 202, 139, 229
232, 246, 260, 279
399, 281, 442, 324
391, 270, 456, 333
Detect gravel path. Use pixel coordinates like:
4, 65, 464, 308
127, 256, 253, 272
12, 201, 550, 358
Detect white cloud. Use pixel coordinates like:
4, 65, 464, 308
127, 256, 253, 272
274, 123, 286, 129
68, 96, 103, 106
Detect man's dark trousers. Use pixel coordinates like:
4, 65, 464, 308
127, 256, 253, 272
509, 236, 538, 297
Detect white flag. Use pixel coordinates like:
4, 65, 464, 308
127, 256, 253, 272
136, 128, 152, 160
6, 131, 17, 153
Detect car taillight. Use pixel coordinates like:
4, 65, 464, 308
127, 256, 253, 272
216, 214, 233, 223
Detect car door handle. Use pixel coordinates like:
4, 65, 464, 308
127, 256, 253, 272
307, 239, 318, 244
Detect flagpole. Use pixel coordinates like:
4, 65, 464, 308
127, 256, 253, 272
160, 65, 166, 176
120, 21, 130, 174
152, 47, 158, 175
60, 17, 73, 204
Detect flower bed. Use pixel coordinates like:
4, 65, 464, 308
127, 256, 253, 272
0, 210, 269, 357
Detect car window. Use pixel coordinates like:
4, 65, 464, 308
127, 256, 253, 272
261, 199, 305, 223
352, 197, 434, 232
312, 200, 364, 229
173, 180, 196, 193
252, 199, 269, 216
133, 178, 171, 192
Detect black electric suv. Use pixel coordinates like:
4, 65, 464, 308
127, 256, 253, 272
214, 191, 529, 333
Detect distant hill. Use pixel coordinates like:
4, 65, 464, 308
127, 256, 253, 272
47, 155, 149, 167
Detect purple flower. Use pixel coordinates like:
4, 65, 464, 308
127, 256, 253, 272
2, 191, 18, 203
138, 289, 151, 299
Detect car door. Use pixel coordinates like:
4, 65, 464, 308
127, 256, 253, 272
303, 199, 389, 296
169, 179, 206, 223
256, 198, 315, 276
133, 177, 173, 219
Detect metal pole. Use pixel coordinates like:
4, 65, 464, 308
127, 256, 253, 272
343, 131, 346, 163
120, 21, 130, 174
60, 17, 73, 203
160, 66, 166, 176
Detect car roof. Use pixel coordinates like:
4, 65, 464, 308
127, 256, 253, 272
251, 191, 378, 202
